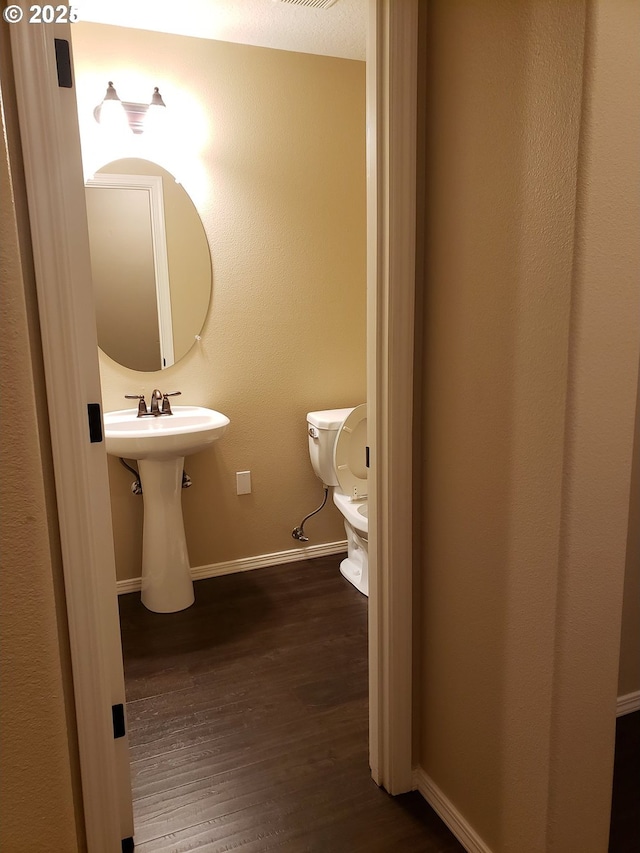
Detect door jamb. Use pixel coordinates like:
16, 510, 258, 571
366, 0, 418, 794
8, 21, 133, 850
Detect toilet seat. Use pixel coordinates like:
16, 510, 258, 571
334, 404, 367, 500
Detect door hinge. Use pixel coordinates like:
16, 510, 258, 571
54, 39, 73, 88
366, 446, 370, 468
87, 403, 103, 443
112, 703, 126, 739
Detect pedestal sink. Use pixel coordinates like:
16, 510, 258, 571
104, 406, 229, 613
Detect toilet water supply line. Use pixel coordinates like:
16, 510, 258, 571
292, 485, 329, 542
118, 457, 192, 495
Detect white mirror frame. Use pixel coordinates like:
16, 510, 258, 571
86, 172, 175, 369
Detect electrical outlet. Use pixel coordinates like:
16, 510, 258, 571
236, 471, 251, 495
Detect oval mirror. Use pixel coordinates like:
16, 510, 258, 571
85, 158, 212, 372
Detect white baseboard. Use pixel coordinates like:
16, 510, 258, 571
413, 690, 640, 853
116, 540, 348, 595
413, 767, 493, 853
617, 689, 640, 716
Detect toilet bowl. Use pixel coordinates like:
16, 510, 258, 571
307, 405, 368, 596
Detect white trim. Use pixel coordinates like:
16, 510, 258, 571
116, 540, 348, 595
9, 23, 132, 850
617, 690, 640, 716
367, 0, 418, 794
413, 690, 640, 853
413, 767, 494, 853
85, 172, 174, 368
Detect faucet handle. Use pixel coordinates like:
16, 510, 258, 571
124, 394, 148, 417
161, 391, 181, 415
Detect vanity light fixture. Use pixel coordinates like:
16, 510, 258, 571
144, 87, 168, 135
94, 81, 167, 135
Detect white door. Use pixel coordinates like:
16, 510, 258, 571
9, 21, 133, 850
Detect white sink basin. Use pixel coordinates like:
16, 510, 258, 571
103, 404, 230, 613
104, 405, 229, 461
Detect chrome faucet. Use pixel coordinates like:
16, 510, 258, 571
125, 390, 181, 417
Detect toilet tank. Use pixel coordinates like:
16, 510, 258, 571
307, 408, 354, 487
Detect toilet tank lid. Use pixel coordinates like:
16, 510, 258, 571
307, 407, 357, 430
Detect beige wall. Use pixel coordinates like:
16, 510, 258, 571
418, 2, 639, 852
546, 3, 640, 844
0, 45, 82, 853
71, 25, 367, 581
619, 375, 640, 697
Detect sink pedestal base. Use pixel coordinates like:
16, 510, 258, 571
138, 457, 194, 613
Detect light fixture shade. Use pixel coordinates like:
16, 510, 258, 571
103, 81, 121, 102
150, 87, 166, 108
144, 86, 168, 134
97, 81, 129, 134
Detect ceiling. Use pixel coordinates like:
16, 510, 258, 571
73, 0, 367, 61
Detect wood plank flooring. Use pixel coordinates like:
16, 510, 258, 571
119, 555, 639, 852
609, 709, 640, 853
119, 556, 464, 852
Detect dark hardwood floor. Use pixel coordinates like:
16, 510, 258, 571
119, 556, 464, 852
119, 555, 639, 852
609, 709, 640, 853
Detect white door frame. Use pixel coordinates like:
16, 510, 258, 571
9, 21, 133, 852
366, 0, 418, 794
8, 2, 418, 847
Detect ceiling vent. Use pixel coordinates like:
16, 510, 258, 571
275, 0, 340, 9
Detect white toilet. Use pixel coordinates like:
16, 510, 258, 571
307, 406, 368, 596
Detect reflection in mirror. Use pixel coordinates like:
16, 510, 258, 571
85, 158, 212, 372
